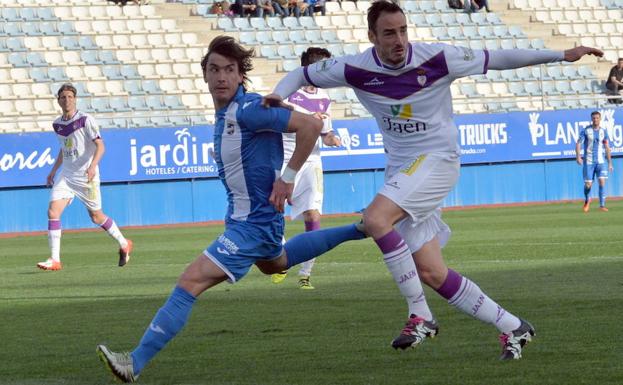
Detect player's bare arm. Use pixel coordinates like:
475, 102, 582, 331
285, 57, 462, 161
47, 148, 64, 186
270, 111, 322, 212
575, 141, 583, 165
87, 138, 105, 182
605, 140, 613, 172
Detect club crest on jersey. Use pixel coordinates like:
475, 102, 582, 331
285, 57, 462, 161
226, 120, 236, 135
416, 69, 427, 87
390, 104, 413, 119
315, 58, 337, 72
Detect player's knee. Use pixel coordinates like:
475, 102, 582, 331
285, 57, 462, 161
416, 265, 445, 288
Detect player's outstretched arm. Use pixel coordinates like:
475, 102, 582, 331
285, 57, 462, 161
488, 46, 602, 70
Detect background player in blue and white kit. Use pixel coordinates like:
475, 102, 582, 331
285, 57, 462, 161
266, 0, 603, 360
96, 36, 365, 383
37, 83, 133, 271
576, 111, 613, 212
271, 47, 343, 289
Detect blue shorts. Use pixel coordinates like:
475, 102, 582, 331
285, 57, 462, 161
203, 219, 284, 283
583, 163, 608, 182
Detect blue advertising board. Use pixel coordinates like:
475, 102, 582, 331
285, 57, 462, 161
2, 108, 622, 188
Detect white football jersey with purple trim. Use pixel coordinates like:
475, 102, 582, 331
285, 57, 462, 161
303, 43, 489, 168
282, 87, 333, 163
52, 110, 101, 178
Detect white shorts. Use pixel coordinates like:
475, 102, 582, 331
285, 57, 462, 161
379, 152, 460, 252
287, 160, 323, 221
50, 173, 102, 211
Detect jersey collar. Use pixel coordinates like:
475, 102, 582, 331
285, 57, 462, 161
217, 85, 245, 114
371, 44, 413, 70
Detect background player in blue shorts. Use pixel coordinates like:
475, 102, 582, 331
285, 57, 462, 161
576, 111, 614, 212
96, 36, 365, 383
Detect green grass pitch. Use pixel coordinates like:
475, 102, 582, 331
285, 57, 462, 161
1, 201, 622, 385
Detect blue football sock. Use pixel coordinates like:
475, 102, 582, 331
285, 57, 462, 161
599, 184, 605, 207
584, 185, 591, 203
131, 286, 196, 375
284, 224, 365, 269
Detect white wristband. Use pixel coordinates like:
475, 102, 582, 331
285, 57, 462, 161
280, 166, 297, 184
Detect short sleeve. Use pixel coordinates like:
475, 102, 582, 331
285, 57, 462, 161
443, 44, 489, 79
84, 115, 101, 141
577, 129, 586, 144
238, 97, 292, 134
303, 58, 349, 89
603, 129, 610, 143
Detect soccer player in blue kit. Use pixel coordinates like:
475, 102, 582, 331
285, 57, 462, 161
576, 111, 614, 212
96, 36, 365, 383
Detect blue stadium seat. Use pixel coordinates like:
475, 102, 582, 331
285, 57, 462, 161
259, 45, 279, 59
30, 67, 49, 82
120, 65, 141, 79
57, 21, 77, 35
22, 22, 42, 36
102, 65, 123, 80
163, 95, 184, 109
282, 17, 302, 30
142, 80, 160, 94
168, 115, 189, 126
26, 52, 46, 66
109, 96, 131, 112
524, 81, 541, 96
128, 96, 150, 111
81, 50, 100, 65
59, 36, 79, 50
113, 117, 129, 128
74, 82, 90, 96
97, 117, 115, 129
40, 22, 59, 35
37, 8, 56, 21
76, 98, 90, 111
459, 83, 479, 98
78, 36, 97, 50
5, 23, 22, 36
20, 8, 37, 21
131, 117, 152, 128
47, 66, 67, 81
2, 8, 20, 22
124, 80, 145, 95
150, 116, 170, 127
91, 98, 113, 113
298, 16, 317, 29
8, 52, 28, 67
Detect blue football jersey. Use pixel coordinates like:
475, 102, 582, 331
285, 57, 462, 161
213, 86, 292, 227
578, 126, 610, 165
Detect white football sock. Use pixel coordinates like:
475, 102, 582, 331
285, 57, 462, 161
449, 277, 521, 333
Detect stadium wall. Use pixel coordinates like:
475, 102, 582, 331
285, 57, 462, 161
2, 157, 621, 233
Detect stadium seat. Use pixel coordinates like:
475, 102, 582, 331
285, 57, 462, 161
272, 30, 291, 44
128, 96, 150, 111
142, 79, 160, 94
33, 99, 57, 115
8, 53, 29, 67
164, 95, 184, 109
103, 65, 124, 80
110, 96, 131, 112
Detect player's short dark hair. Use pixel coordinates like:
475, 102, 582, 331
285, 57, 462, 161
57, 83, 77, 98
301, 47, 331, 66
591, 111, 601, 117
200, 35, 254, 89
367, 0, 405, 34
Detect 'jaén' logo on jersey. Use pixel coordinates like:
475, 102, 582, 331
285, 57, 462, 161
390, 104, 413, 119
363, 77, 384, 86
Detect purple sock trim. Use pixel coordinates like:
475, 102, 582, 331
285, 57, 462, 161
374, 230, 404, 254
304, 220, 321, 232
48, 219, 61, 231
436, 268, 463, 300
100, 217, 113, 231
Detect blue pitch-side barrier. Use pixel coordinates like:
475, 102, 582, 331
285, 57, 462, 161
1, 107, 622, 232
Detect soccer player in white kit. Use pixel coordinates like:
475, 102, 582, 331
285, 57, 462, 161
37, 83, 133, 271
271, 47, 343, 289
265, 0, 603, 360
